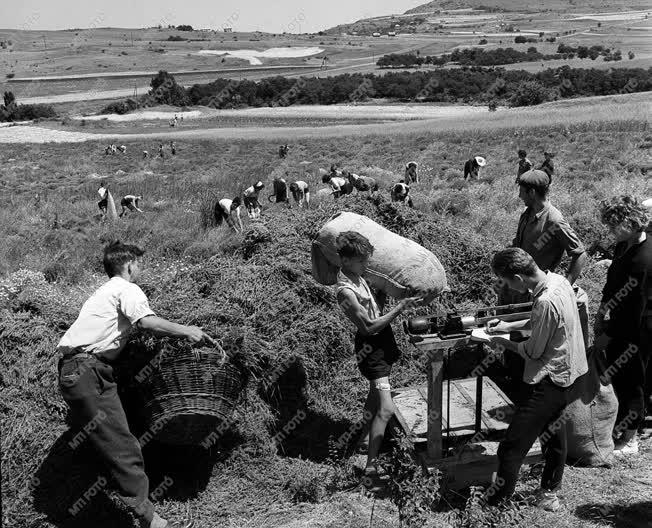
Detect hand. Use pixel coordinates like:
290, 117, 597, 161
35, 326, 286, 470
184, 325, 208, 344
486, 318, 509, 334
399, 295, 424, 311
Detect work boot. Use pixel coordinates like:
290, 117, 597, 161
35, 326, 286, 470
614, 434, 639, 457
533, 488, 561, 512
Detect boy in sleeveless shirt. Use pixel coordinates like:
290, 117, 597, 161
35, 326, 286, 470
335, 232, 422, 491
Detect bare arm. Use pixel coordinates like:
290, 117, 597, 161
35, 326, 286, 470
566, 251, 588, 285
337, 289, 418, 336
136, 315, 215, 344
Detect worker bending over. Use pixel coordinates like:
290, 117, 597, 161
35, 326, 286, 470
214, 196, 244, 232
289, 180, 310, 208
243, 181, 264, 219
120, 195, 143, 218
390, 181, 413, 207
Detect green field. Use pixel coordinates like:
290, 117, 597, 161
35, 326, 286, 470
1, 94, 651, 528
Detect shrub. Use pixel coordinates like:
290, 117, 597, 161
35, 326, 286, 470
99, 98, 139, 115
509, 81, 552, 107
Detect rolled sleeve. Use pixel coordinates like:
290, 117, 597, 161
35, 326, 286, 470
518, 300, 556, 360
553, 218, 585, 256
119, 285, 155, 325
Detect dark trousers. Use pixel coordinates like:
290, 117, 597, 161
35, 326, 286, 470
58, 355, 154, 525
489, 377, 572, 504
606, 337, 651, 431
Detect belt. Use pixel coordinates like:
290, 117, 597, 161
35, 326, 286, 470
60, 350, 110, 363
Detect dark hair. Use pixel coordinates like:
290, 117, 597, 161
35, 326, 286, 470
103, 241, 145, 277
517, 149, 527, 157
491, 248, 538, 278
519, 180, 549, 198
289, 182, 299, 192
321, 173, 331, 183
336, 231, 374, 259
232, 196, 241, 207
600, 195, 649, 232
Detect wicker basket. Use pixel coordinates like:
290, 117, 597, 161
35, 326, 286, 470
140, 344, 245, 446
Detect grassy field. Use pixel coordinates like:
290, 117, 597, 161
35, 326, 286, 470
1, 98, 651, 528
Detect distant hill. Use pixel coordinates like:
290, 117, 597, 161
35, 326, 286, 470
324, 0, 649, 35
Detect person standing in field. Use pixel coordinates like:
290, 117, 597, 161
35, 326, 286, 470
97, 182, 109, 218
538, 151, 555, 183
496, 169, 588, 402
390, 181, 413, 207
487, 248, 587, 511
158, 143, 165, 158
214, 196, 244, 232
335, 232, 423, 492
515, 149, 533, 183
289, 180, 310, 208
404, 162, 418, 184
57, 242, 214, 528
170, 141, 176, 156
594, 195, 652, 456
463, 156, 486, 180
243, 181, 265, 219
120, 195, 143, 218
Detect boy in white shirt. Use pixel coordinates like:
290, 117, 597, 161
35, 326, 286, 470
57, 242, 214, 528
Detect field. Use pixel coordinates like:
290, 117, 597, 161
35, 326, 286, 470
1, 4, 651, 106
1, 91, 651, 528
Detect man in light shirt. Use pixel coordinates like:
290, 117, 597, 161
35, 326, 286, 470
214, 196, 244, 232
57, 242, 214, 528
289, 180, 310, 208
486, 247, 588, 511
97, 182, 108, 218
243, 181, 264, 219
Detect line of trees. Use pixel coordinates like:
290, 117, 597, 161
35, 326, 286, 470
100, 66, 652, 115
0, 91, 57, 122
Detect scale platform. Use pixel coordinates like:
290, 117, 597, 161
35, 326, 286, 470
392, 377, 542, 488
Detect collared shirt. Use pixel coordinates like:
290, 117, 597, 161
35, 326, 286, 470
218, 198, 241, 217
243, 186, 260, 198
330, 177, 347, 192
513, 203, 585, 273
336, 271, 380, 320
293, 181, 309, 192
602, 233, 652, 343
57, 276, 155, 357
517, 272, 588, 387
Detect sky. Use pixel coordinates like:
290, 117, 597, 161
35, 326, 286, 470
1, 0, 429, 33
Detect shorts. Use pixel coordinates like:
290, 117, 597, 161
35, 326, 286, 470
354, 325, 400, 381
243, 196, 259, 209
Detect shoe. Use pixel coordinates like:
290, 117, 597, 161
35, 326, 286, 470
533, 488, 561, 512
614, 436, 639, 456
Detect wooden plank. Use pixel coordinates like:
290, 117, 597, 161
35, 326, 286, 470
426, 349, 444, 460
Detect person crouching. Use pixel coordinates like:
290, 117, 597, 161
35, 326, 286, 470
289, 180, 310, 208
214, 196, 244, 232
390, 181, 413, 207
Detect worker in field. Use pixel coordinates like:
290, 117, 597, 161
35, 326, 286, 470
269, 176, 289, 206
214, 196, 244, 232
322, 172, 352, 198
170, 141, 176, 156
243, 181, 264, 219
594, 195, 652, 456
97, 181, 109, 218
119, 195, 143, 218
486, 248, 587, 511
405, 161, 418, 184
158, 143, 164, 158
463, 156, 486, 180
56, 241, 215, 528
496, 169, 588, 401
118, 145, 127, 154
515, 149, 533, 183
538, 151, 555, 183
390, 181, 413, 207
143, 150, 149, 159
289, 180, 310, 208
335, 232, 423, 493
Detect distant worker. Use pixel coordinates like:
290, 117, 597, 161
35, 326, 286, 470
390, 181, 413, 208
464, 156, 486, 180
110, 144, 117, 155
243, 181, 265, 219
142, 150, 149, 159
270, 176, 289, 205
538, 151, 555, 183
214, 196, 244, 232
97, 181, 109, 218
119, 195, 143, 218
322, 172, 352, 198
405, 162, 418, 184
278, 144, 289, 158
515, 149, 533, 183
158, 143, 164, 158
118, 145, 127, 154
170, 141, 176, 156
289, 180, 310, 208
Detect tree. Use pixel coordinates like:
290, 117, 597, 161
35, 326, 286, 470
510, 80, 551, 107
3, 91, 16, 107
628, 51, 635, 60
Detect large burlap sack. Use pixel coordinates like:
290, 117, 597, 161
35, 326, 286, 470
564, 349, 618, 467
311, 211, 448, 301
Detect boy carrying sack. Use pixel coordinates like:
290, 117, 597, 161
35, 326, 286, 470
334, 232, 423, 492
56, 241, 214, 528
